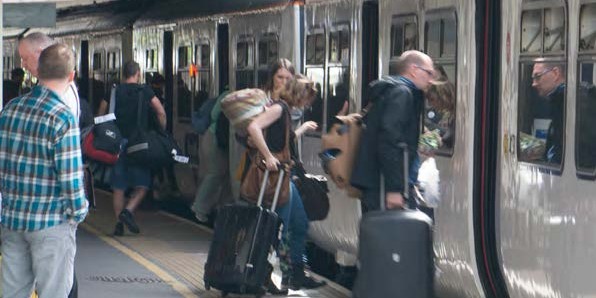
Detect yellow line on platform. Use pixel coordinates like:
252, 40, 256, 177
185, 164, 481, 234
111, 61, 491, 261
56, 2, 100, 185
80, 223, 198, 298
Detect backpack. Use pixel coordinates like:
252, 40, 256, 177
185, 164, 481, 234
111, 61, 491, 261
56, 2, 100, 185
191, 97, 217, 135
219, 88, 269, 132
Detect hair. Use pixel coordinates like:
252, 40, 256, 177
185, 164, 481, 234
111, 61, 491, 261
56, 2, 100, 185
37, 43, 75, 80
264, 58, 296, 92
279, 74, 317, 108
394, 50, 429, 75
123, 61, 140, 79
20, 32, 55, 51
425, 65, 455, 111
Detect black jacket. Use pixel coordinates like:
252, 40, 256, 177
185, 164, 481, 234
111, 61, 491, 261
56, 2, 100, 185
351, 76, 424, 195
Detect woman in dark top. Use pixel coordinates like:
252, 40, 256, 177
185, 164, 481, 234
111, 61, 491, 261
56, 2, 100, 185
246, 75, 325, 291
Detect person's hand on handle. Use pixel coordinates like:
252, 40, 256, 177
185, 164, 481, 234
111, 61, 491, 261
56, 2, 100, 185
264, 155, 281, 172
386, 192, 405, 209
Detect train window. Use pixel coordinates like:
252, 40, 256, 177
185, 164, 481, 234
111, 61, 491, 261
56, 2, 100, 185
199, 45, 210, 68
236, 40, 255, 89
425, 19, 441, 58
257, 37, 278, 88
327, 67, 349, 130
329, 29, 350, 63
391, 16, 418, 58
306, 33, 325, 65
521, 10, 543, 54
92, 52, 102, 71
106, 51, 120, 70
517, 60, 566, 167
576, 62, 596, 177
177, 71, 193, 120
544, 7, 565, 52
146, 49, 157, 70
580, 4, 596, 52
303, 67, 324, 133
268, 40, 278, 65
424, 11, 457, 155
178, 46, 192, 69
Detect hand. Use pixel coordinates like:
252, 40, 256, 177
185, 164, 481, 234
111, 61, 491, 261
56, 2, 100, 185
264, 155, 280, 172
386, 192, 405, 209
246, 136, 256, 148
300, 121, 318, 132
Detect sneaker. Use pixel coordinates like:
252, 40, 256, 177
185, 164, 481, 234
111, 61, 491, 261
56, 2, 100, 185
265, 277, 288, 295
113, 222, 124, 236
119, 209, 140, 234
194, 212, 209, 223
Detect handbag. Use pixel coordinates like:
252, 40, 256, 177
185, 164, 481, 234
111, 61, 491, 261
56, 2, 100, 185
240, 105, 291, 207
126, 87, 182, 169
82, 85, 121, 164
293, 162, 330, 221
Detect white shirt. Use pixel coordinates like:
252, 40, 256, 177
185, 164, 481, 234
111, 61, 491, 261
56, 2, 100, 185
62, 81, 80, 123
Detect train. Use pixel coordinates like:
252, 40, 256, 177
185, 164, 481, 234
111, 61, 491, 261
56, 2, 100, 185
3, 0, 596, 297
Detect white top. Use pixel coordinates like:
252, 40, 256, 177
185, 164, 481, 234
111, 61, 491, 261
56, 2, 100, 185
62, 81, 80, 123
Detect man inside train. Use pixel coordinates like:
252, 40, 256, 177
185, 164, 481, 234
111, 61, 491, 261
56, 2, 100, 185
351, 50, 435, 211
531, 59, 565, 164
0, 43, 88, 298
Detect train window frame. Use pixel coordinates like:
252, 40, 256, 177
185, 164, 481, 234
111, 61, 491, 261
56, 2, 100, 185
92, 51, 103, 71
177, 45, 192, 69
516, 2, 568, 174
424, 8, 458, 157
145, 48, 158, 71
194, 41, 211, 111
575, 56, 596, 179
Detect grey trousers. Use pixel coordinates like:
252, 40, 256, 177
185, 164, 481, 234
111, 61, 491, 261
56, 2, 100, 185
1, 222, 77, 298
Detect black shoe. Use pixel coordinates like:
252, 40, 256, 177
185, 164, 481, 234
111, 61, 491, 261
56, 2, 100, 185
265, 278, 288, 295
118, 209, 140, 234
113, 222, 124, 236
290, 266, 326, 290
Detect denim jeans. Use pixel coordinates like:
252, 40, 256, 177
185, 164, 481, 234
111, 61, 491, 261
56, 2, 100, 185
276, 181, 309, 266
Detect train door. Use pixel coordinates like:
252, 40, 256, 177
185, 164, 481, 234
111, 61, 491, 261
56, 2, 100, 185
91, 49, 107, 114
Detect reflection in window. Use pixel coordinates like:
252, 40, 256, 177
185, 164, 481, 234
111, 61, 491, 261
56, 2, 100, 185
178, 46, 191, 68
576, 62, 596, 176
327, 67, 349, 130
425, 19, 441, 58
329, 30, 350, 63
107, 51, 120, 70
517, 61, 566, 166
306, 33, 326, 65
521, 10, 543, 53
237, 41, 252, 69
580, 4, 596, 51
544, 7, 565, 52
199, 44, 210, 68
177, 71, 193, 120
303, 67, 324, 133
93, 52, 102, 71
257, 38, 278, 88
424, 65, 456, 152
146, 49, 157, 70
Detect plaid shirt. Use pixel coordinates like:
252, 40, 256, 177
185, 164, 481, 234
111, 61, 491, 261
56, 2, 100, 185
0, 85, 88, 231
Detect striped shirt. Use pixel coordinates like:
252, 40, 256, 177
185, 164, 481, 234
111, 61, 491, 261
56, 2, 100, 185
0, 85, 88, 231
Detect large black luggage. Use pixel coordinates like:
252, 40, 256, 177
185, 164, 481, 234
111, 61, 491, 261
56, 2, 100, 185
204, 169, 285, 297
353, 144, 434, 298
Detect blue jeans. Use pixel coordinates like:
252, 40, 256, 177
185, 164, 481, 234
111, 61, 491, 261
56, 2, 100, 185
276, 181, 309, 266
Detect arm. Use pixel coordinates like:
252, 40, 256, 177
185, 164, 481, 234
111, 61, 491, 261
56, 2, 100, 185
246, 104, 283, 171
150, 96, 167, 130
97, 99, 108, 116
53, 119, 88, 223
294, 121, 318, 138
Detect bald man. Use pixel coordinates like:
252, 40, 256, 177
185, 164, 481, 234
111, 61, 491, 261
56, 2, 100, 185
18, 32, 80, 122
352, 50, 435, 211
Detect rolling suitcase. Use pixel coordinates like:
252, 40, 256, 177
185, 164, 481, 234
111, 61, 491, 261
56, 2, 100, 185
204, 169, 285, 297
353, 143, 434, 298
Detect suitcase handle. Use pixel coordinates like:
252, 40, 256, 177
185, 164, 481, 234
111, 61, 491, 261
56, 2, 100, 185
256, 167, 286, 212
380, 142, 408, 211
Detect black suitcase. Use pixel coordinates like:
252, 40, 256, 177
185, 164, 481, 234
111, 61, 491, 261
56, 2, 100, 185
353, 144, 434, 298
204, 169, 285, 297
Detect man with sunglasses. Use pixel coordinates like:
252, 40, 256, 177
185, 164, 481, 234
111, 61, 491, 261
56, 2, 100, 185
531, 59, 565, 163
352, 50, 435, 211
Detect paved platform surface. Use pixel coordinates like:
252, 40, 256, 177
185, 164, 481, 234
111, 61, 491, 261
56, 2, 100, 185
76, 190, 351, 298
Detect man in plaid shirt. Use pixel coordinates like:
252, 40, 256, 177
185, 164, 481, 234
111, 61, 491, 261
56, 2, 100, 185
0, 43, 88, 297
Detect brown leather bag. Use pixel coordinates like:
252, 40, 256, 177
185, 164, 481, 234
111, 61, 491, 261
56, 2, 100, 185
240, 108, 291, 207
